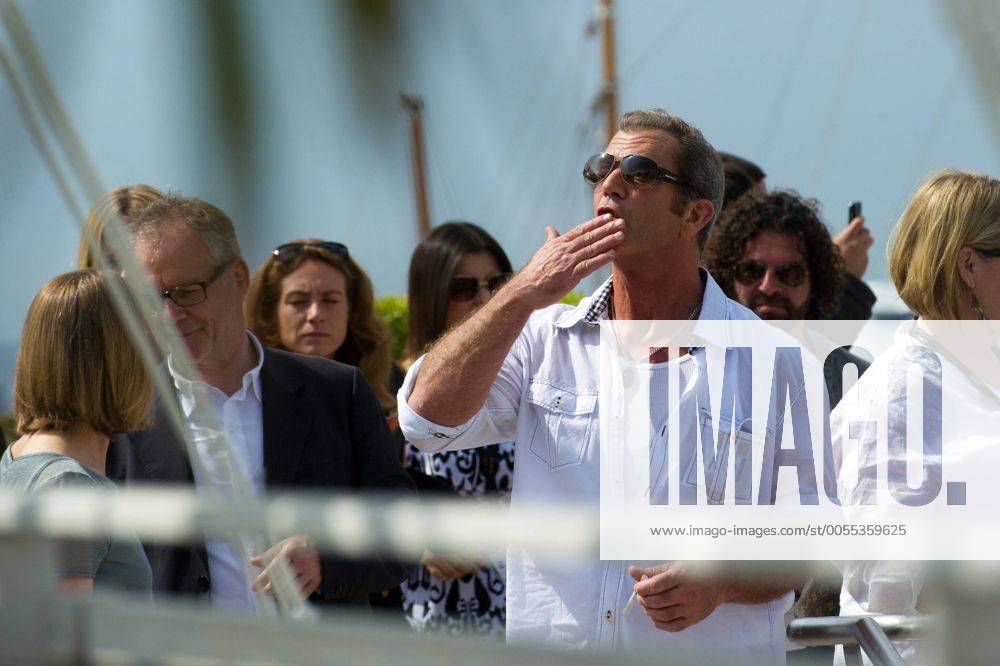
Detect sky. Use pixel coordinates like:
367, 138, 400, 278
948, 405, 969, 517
0, 0, 997, 409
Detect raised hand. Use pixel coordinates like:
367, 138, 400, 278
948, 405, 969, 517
504, 213, 625, 311
833, 215, 874, 279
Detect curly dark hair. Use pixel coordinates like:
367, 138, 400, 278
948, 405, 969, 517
704, 189, 844, 318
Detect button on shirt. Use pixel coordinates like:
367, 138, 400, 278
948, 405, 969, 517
168, 331, 265, 612
398, 271, 794, 663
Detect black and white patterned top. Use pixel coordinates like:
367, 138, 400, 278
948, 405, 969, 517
401, 442, 515, 640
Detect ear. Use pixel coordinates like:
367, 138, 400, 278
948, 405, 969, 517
679, 199, 715, 241
233, 258, 251, 295
957, 246, 977, 291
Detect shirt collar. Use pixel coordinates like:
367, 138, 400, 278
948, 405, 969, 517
168, 330, 265, 402
553, 268, 740, 348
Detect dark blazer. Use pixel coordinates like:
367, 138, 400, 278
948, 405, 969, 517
106, 347, 415, 608
832, 273, 877, 321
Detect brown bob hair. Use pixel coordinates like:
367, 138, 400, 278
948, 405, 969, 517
245, 240, 394, 411
77, 184, 166, 269
14, 269, 153, 438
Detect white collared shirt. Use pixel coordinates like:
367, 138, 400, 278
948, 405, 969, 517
168, 331, 265, 612
398, 272, 794, 662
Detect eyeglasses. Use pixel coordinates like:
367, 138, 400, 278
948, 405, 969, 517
583, 153, 686, 189
733, 260, 808, 288
161, 261, 232, 307
273, 241, 350, 263
974, 247, 1000, 258
449, 274, 512, 302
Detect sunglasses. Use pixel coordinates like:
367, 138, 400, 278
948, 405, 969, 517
733, 261, 808, 288
273, 241, 350, 263
583, 153, 685, 189
974, 247, 1000, 258
449, 274, 512, 302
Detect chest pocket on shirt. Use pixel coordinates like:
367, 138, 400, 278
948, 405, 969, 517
525, 380, 597, 470
682, 411, 754, 504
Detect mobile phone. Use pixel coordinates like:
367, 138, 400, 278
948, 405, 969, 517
848, 201, 862, 224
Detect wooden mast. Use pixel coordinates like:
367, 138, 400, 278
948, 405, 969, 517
600, 0, 618, 143
401, 93, 432, 239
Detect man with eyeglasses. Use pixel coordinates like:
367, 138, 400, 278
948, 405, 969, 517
399, 109, 810, 662
106, 194, 414, 612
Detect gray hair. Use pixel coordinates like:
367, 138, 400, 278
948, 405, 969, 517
619, 108, 724, 247
130, 194, 242, 265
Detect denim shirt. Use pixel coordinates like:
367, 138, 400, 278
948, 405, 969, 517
399, 271, 795, 663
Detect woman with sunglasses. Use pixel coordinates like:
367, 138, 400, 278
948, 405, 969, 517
832, 170, 1000, 664
245, 239, 398, 425
399, 222, 514, 640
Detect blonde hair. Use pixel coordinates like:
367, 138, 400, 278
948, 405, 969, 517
889, 170, 1000, 319
14, 270, 153, 437
245, 240, 394, 412
77, 184, 166, 268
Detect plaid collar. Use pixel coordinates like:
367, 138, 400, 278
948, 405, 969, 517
578, 269, 709, 326
582, 276, 615, 325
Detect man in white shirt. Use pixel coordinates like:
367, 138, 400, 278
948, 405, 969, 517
399, 109, 808, 662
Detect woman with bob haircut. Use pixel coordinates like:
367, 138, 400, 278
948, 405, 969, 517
2, 269, 153, 596
245, 239, 396, 416
832, 169, 1000, 663
77, 184, 165, 269
399, 221, 514, 640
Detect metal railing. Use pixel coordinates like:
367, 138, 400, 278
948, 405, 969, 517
788, 614, 934, 666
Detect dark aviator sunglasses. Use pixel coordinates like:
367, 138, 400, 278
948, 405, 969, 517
733, 260, 808, 288
273, 241, 350, 263
583, 153, 686, 189
449, 274, 512, 302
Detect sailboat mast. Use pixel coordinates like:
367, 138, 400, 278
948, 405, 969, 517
600, 0, 618, 143
401, 93, 432, 239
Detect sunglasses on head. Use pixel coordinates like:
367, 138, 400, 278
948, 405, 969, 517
733, 260, 808, 288
449, 274, 512, 302
583, 153, 686, 189
273, 241, 350, 263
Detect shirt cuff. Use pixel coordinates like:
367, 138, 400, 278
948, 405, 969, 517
396, 355, 475, 451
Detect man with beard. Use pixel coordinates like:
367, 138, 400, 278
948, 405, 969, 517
704, 189, 870, 406
704, 189, 869, 665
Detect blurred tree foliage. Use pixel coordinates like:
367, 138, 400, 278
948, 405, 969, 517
1, 415, 14, 449
375, 291, 584, 361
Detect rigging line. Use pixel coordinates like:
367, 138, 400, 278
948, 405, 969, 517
0, 1, 102, 197
423, 115, 459, 222
492, 12, 589, 226
755, 2, 821, 164
806, 0, 871, 194
508, 35, 596, 243
899, 62, 961, 217
0, 41, 84, 224
531, 48, 598, 233
0, 0, 309, 619
539, 73, 602, 231
616, 4, 699, 90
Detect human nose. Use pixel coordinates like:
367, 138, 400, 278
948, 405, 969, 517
162, 297, 187, 322
471, 282, 491, 307
305, 300, 325, 322
597, 162, 628, 200
759, 269, 784, 294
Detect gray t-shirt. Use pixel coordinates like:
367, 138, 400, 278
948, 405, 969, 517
0, 448, 151, 596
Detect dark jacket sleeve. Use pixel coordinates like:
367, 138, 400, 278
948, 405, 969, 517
831, 273, 877, 320
312, 368, 416, 602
